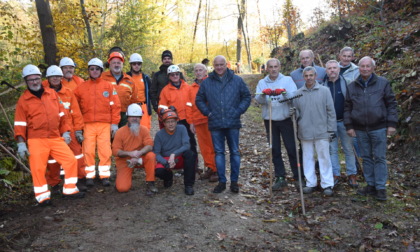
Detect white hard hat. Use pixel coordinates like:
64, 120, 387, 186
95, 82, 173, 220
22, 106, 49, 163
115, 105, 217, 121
126, 103, 143, 117
129, 53, 143, 63
46, 65, 63, 77
88, 58, 104, 69
59, 57, 76, 67
167, 65, 180, 75
22, 64, 42, 78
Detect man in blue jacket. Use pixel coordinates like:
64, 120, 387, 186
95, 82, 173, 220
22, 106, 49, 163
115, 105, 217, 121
196, 55, 251, 194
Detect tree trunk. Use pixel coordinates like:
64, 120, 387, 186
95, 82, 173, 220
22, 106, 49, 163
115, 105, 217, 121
204, 0, 210, 57
35, 0, 58, 65
190, 0, 202, 63
80, 0, 94, 55
236, 13, 242, 66
337, 0, 342, 21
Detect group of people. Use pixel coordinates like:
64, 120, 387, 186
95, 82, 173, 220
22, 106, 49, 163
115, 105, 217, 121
14, 49, 251, 206
256, 47, 397, 201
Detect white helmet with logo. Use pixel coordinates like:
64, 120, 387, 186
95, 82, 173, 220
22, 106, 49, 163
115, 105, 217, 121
129, 53, 143, 63
59, 57, 76, 67
88, 58, 104, 69
22, 64, 42, 78
46, 65, 63, 77
167, 65, 180, 75
126, 103, 143, 116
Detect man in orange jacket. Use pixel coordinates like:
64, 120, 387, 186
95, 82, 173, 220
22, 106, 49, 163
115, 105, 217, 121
14, 64, 85, 206
126, 53, 152, 130
102, 52, 138, 127
59, 57, 85, 91
74, 58, 121, 187
187, 64, 218, 182
159, 65, 197, 158
112, 104, 157, 193
42, 65, 87, 192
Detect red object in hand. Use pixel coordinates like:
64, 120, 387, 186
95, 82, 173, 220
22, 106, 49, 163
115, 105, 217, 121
262, 89, 273, 95
274, 89, 286, 95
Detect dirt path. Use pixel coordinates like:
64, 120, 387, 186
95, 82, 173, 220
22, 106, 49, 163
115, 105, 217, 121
1, 74, 419, 251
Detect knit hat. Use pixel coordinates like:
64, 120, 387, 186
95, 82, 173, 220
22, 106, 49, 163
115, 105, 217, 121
162, 50, 173, 60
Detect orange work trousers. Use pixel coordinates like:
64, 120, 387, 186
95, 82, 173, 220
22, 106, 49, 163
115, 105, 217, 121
195, 123, 216, 172
83, 122, 111, 179
115, 152, 156, 192
139, 103, 152, 130
28, 137, 79, 203
46, 131, 86, 186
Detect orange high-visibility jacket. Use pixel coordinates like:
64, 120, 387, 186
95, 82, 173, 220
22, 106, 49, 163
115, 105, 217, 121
186, 79, 209, 126
74, 77, 121, 125
101, 71, 139, 112
14, 88, 71, 141
62, 75, 84, 91
131, 74, 146, 102
158, 79, 191, 121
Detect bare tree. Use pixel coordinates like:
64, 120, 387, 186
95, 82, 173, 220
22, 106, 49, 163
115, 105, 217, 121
80, 0, 94, 54
35, 0, 58, 65
204, 0, 210, 57
190, 0, 202, 63
237, 0, 251, 71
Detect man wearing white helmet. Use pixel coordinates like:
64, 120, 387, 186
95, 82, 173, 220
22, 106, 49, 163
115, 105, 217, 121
126, 53, 152, 130
59, 57, 85, 91
74, 58, 121, 187
14, 64, 85, 206
112, 103, 157, 193
42, 65, 88, 193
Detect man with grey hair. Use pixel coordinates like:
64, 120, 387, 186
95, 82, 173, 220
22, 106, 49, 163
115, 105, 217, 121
292, 66, 336, 196
339, 46, 359, 82
290, 49, 326, 88
196, 55, 251, 194
255, 58, 302, 190
322, 60, 357, 187
344, 56, 397, 201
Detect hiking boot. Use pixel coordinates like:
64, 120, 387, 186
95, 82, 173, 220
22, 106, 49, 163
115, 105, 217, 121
102, 178, 110, 187
86, 179, 94, 187
213, 182, 226, 193
163, 179, 173, 188
209, 172, 219, 183
76, 179, 88, 192
323, 187, 333, 197
146, 182, 158, 193
334, 176, 340, 186
357, 185, 377, 196
51, 184, 61, 196
200, 168, 213, 180
230, 181, 239, 193
62, 192, 85, 199
303, 186, 316, 194
375, 189, 387, 201
272, 176, 287, 191
39, 199, 52, 207
184, 186, 194, 195
348, 175, 358, 188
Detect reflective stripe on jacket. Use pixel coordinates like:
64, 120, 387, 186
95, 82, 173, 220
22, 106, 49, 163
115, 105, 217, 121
101, 71, 139, 112
158, 79, 191, 121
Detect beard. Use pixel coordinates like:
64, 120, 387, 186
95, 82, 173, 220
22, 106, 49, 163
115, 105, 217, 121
128, 122, 140, 136
63, 72, 73, 80
28, 84, 41, 92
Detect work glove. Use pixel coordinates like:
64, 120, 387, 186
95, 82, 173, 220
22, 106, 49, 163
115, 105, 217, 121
328, 131, 337, 142
111, 124, 119, 138
17, 142, 29, 160
289, 107, 296, 117
262, 89, 273, 95
75, 130, 84, 144
62, 132, 71, 144
274, 89, 286, 95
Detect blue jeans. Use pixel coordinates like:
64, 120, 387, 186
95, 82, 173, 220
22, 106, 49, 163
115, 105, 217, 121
356, 128, 388, 190
330, 121, 356, 176
210, 128, 240, 183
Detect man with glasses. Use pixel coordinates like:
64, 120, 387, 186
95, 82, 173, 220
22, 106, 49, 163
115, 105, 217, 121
74, 58, 121, 187
153, 108, 196, 195
126, 53, 152, 130
14, 64, 85, 206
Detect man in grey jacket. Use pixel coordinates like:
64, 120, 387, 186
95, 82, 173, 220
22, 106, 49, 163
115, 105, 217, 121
339, 47, 359, 82
293, 66, 336, 196
344, 56, 397, 201
255, 59, 301, 190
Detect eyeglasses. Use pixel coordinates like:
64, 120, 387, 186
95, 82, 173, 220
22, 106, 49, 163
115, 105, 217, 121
89, 67, 101, 71
131, 62, 142, 66
169, 73, 180, 77
50, 76, 62, 79
26, 78, 41, 84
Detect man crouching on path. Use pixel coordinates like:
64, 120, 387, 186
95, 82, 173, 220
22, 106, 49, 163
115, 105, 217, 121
195, 55, 251, 194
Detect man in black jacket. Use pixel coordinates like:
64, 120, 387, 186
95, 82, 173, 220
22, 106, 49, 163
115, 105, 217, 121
344, 56, 397, 201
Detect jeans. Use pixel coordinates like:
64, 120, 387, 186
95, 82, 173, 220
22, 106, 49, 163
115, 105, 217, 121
264, 119, 301, 179
330, 121, 357, 176
210, 128, 240, 183
356, 128, 388, 190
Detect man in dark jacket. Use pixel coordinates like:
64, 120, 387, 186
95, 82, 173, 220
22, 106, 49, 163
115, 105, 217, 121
196, 55, 251, 194
344, 56, 397, 201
